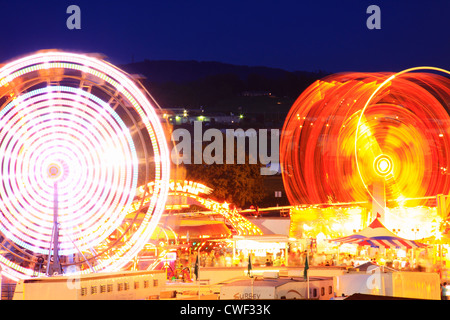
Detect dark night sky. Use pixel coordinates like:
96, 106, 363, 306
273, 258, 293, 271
0, 0, 449, 73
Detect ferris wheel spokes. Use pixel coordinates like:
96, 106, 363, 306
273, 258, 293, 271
0, 51, 170, 280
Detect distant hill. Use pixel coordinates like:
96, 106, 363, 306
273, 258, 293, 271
121, 59, 326, 84
120, 60, 328, 116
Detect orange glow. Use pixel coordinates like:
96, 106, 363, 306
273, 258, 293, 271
289, 206, 365, 239
129, 180, 263, 236
137, 179, 212, 198
281, 70, 450, 209
289, 205, 441, 240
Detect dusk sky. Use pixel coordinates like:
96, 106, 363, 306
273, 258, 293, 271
1, 0, 449, 73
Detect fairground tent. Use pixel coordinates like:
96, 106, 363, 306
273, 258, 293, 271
329, 216, 429, 249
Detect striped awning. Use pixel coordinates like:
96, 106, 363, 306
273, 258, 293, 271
329, 217, 429, 249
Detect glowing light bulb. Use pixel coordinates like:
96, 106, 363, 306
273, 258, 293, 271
374, 154, 393, 177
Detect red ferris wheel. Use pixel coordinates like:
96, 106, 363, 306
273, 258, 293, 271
281, 67, 450, 211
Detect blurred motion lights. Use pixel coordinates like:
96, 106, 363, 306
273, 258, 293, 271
281, 67, 450, 209
0, 51, 170, 280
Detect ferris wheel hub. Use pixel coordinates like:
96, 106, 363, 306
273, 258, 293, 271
373, 154, 393, 177
47, 163, 63, 181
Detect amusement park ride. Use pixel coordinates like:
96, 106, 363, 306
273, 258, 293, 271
0, 50, 263, 299
0, 49, 450, 299
0, 50, 171, 283
281, 68, 450, 239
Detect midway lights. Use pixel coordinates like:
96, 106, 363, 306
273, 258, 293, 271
281, 67, 450, 235
131, 180, 263, 236
289, 205, 441, 241
0, 51, 170, 280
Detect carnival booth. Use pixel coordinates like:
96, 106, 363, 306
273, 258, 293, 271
231, 235, 290, 267
328, 217, 442, 299
330, 216, 428, 249
329, 216, 429, 268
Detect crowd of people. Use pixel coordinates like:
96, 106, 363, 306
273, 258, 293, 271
172, 245, 441, 273
287, 249, 421, 270
168, 245, 450, 300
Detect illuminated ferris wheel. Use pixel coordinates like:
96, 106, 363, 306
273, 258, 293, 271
281, 67, 450, 212
0, 50, 170, 280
